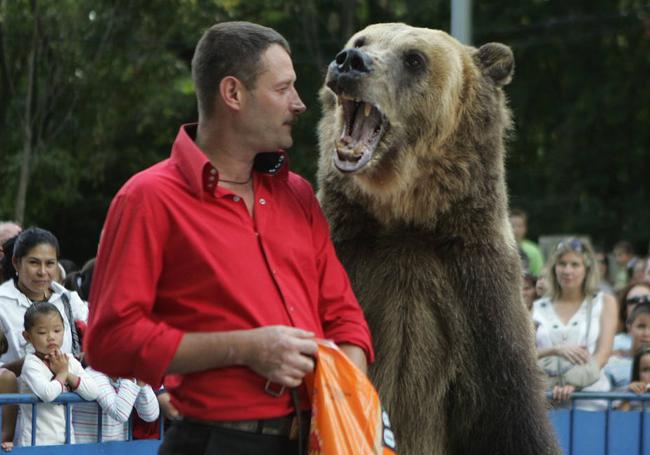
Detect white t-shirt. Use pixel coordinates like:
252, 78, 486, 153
16, 353, 98, 446
0, 280, 88, 365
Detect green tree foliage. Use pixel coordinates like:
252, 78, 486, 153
0, 0, 648, 264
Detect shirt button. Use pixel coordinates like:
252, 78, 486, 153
259, 198, 266, 205
208, 175, 216, 181
207, 183, 213, 189
210, 168, 217, 175
233, 196, 241, 202
289, 306, 294, 312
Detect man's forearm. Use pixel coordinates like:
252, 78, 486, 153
166, 330, 252, 375
339, 343, 368, 375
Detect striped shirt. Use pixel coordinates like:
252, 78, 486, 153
72, 367, 159, 443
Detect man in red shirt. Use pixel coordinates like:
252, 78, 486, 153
84, 21, 373, 454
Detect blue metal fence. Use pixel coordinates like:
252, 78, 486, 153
0, 393, 162, 453
2, 391, 650, 454
548, 391, 650, 455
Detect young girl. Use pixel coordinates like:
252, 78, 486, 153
15, 303, 98, 447
618, 345, 650, 411
72, 368, 159, 444
606, 301, 650, 391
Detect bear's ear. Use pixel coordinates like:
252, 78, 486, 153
474, 42, 514, 87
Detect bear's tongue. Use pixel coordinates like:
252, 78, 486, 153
338, 102, 382, 157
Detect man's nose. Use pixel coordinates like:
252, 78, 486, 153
291, 88, 306, 115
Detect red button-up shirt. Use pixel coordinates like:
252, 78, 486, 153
85, 124, 373, 420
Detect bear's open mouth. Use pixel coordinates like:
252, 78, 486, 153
334, 96, 386, 173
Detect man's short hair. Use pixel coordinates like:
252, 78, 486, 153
191, 21, 290, 119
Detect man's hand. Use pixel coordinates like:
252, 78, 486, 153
243, 326, 317, 388
157, 392, 181, 420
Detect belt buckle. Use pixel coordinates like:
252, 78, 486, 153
264, 380, 286, 397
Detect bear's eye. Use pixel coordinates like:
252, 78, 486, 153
354, 37, 366, 48
404, 52, 425, 70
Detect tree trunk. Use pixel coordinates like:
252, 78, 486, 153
14, 0, 38, 224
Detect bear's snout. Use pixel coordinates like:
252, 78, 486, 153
326, 48, 373, 95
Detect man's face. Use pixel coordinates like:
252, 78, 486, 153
240, 44, 306, 152
509, 215, 526, 242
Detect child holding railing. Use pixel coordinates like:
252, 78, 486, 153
72, 368, 159, 443
15, 303, 98, 447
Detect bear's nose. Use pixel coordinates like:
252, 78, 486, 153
334, 48, 372, 73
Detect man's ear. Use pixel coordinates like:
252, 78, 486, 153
219, 76, 244, 110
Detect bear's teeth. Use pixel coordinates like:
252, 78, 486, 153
364, 103, 372, 117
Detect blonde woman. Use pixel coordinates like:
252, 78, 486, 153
533, 238, 617, 410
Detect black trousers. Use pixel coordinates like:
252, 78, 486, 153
158, 420, 307, 455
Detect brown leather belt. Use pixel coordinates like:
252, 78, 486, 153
183, 413, 309, 440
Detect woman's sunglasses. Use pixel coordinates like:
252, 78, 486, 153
627, 295, 650, 306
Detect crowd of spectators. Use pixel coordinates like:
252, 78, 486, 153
0, 211, 648, 447
510, 209, 650, 411
0, 222, 165, 450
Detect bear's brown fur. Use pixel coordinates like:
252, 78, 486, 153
317, 23, 560, 455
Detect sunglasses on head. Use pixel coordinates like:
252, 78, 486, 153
627, 295, 650, 306
556, 238, 584, 253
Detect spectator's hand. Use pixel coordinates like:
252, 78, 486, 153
48, 349, 69, 375
552, 384, 576, 401
157, 392, 180, 420
628, 381, 649, 395
555, 345, 590, 365
245, 326, 317, 388
1, 441, 13, 452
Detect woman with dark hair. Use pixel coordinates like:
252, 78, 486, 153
0, 227, 88, 375
533, 237, 618, 410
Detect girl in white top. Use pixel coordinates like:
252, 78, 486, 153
0, 228, 88, 369
533, 238, 617, 410
15, 302, 98, 447
72, 368, 159, 444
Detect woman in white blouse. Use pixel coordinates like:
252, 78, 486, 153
533, 238, 617, 409
0, 227, 88, 373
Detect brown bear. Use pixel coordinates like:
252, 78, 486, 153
317, 23, 560, 455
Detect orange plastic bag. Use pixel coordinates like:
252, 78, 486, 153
304, 340, 397, 454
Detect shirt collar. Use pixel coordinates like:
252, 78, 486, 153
171, 124, 290, 199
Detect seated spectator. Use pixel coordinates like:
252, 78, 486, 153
0, 227, 87, 375
535, 266, 549, 299
612, 280, 650, 354
64, 258, 95, 302
16, 303, 98, 446
606, 301, 650, 391
613, 241, 638, 290
64, 257, 166, 441
72, 367, 159, 444
0, 329, 17, 452
631, 257, 648, 284
618, 345, 650, 411
522, 271, 537, 311
509, 208, 544, 276
533, 238, 617, 410
594, 247, 615, 296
